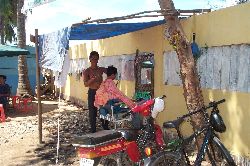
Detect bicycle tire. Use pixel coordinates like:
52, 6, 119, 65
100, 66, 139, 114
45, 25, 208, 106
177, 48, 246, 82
210, 136, 236, 166
146, 151, 185, 166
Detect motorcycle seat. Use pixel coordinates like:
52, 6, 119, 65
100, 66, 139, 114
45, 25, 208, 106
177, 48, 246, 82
72, 130, 122, 147
163, 117, 185, 129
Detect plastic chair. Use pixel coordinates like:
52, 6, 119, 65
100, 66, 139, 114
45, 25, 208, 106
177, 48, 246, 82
18, 97, 33, 112
0, 104, 6, 122
9, 96, 21, 109
99, 99, 131, 129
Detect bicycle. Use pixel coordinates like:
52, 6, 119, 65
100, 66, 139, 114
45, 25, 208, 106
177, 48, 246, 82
147, 99, 236, 166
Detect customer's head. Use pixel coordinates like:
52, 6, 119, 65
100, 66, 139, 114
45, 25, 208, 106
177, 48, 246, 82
107, 66, 117, 79
0, 75, 6, 84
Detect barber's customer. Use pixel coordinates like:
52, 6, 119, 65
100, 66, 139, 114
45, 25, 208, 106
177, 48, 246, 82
95, 66, 135, 111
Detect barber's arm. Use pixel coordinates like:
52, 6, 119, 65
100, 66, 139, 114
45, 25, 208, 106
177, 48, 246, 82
83, 70, 97, 87
102, 67, 107, 74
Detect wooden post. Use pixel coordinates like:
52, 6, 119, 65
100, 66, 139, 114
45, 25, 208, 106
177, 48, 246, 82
35, 29, 43, 144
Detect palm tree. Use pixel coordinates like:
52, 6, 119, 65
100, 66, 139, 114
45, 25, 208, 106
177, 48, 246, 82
16, 0, 32, 95
0, 0, 17, 44
158, 0, 205, 148
237, 0, 249, 3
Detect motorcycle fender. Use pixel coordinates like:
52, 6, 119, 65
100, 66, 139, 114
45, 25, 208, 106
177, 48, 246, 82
155, 124, 164, 146
125, 141, 140, 162
78, 139, 125, 158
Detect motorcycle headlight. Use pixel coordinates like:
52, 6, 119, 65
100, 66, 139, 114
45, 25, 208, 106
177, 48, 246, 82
144, 147, 152, 156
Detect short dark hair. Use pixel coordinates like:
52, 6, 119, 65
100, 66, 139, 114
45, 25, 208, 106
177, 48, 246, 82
107, 66, 117, 77
0, 75, 6, 79
89, 51, 99, 59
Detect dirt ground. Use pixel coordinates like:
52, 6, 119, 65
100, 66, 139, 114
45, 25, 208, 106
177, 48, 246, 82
1, 99, 245, 166
0, 99, 91, 166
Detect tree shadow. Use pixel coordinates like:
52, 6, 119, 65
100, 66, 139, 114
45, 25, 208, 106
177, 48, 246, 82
6, 99, 59, 119
206, 89, 250, 164
21, 108, 93, 165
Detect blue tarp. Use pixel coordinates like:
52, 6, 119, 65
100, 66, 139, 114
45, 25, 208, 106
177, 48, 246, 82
69, 20, 165, 40
38, 20, 166, 73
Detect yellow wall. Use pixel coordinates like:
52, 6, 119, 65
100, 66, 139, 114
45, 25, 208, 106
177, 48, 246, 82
65, 25, 165, 102
183, 2, 250, 48
64, 3, 250, 158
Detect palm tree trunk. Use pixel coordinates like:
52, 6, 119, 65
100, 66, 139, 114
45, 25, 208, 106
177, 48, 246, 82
0, 15, 4, 44
158, 0, 205, 147
16, 0, 32, 95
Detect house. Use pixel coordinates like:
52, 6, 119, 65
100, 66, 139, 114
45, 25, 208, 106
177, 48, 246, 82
43, 3, 250, 162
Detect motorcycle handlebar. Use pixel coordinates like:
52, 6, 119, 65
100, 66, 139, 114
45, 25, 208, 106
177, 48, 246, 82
122, 95, 166, 118
160, 95, 166, 99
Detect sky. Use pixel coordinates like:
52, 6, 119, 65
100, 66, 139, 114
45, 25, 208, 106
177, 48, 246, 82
25, 0, 237, 43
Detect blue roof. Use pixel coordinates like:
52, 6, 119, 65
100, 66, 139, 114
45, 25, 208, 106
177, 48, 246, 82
0, 45, 30, 57
69, 20, 165, 40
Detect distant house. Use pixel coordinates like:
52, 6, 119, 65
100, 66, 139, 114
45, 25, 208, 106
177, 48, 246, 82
0, 45, 36, 95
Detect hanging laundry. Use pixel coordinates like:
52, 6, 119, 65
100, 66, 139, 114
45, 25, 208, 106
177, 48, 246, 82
54, 52, 70, 88
38, 27, 71, 72
69, 58, 87, 74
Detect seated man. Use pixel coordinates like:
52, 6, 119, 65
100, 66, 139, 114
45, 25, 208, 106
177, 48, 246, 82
95, 66, 136, 125
0, 75, 11, 112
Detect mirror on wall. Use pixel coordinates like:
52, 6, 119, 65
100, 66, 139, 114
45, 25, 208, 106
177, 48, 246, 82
134, 50, 154, 99
141, 66, 152, 85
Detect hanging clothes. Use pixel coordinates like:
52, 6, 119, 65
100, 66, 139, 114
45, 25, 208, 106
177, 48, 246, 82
54, 52, 70, 88
68, 58, 87, 74
38, 27, 71, 72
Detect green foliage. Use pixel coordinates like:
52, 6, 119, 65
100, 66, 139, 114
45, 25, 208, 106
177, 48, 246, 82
0, 0, 17, 44
207, 0, 249, 10
133, 91, 151, 100
237, 0, 249, 4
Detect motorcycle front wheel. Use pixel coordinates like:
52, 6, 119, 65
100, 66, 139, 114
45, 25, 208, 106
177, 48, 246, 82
146, 151, 185, 166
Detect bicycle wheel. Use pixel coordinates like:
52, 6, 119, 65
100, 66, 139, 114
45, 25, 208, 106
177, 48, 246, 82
147, 151, 185, 166
209, 136, 236, 166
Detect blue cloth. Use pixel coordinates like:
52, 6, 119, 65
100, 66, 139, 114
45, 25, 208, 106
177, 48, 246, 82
38, 27, 71, 72
70, 20, 165, 40
99, 99, 129, 116
191, 42, 200, 58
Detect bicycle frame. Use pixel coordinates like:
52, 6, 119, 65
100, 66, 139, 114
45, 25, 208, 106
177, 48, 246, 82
164, 99, 229, 165
173, 122, 212, 165
195, 127, 215, 165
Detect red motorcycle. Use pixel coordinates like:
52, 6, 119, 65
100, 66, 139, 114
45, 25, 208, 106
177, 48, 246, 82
72, 95, 166, 166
